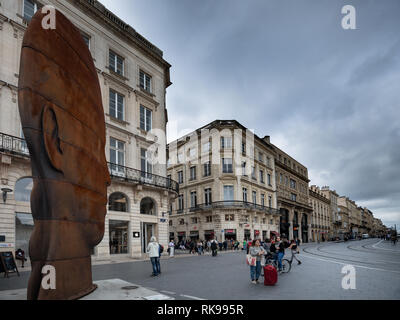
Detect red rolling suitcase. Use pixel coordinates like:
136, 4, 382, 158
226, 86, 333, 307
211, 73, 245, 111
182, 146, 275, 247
264, 265, 278, 286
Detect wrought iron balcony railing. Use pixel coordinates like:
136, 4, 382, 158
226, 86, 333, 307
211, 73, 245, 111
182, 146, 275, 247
0, 133, 179, 193
189, 201, 280, 215
108, 162, 179, 194
0, 132, 29, 157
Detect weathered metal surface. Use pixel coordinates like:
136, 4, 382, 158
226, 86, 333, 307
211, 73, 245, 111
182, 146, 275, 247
18, 8, 110, 300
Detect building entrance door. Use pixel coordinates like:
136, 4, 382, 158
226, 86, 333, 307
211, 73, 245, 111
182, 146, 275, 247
142, 223, 155, 253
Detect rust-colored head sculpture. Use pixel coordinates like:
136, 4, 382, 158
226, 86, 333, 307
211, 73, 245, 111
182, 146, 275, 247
18, 9, 110, 300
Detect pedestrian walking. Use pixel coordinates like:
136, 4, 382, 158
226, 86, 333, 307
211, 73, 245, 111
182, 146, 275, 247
207, 240, 211, 254
168, 240, 175, 257
146, 236, 161, 277
223, 240, 228, 251
197, 240, 203, 255
243, 240, 247, 252
289, 239, 301, 265
248, 239, 265, 284
218, 241, 223, 252
211, 239, 218, 256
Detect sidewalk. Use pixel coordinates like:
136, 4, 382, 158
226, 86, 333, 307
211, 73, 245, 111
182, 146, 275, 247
11, 248, 245, 274
0, 279, 175, 300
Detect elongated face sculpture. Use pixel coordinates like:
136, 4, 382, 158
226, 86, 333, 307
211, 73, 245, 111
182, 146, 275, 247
18, 8, 110, 300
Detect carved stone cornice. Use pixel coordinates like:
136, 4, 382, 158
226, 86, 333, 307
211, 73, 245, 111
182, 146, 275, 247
102, 71, 134, 96
9, 19, 26, 39
72, 0, 172, 88
0, 13, 8, 30
309, 188, 331, 204
134, 89, 160, 110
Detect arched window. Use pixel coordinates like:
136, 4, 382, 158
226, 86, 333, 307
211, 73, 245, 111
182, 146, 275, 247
15, 177, 33, 202
140, 197, 156, 215
108, 192, 129, 212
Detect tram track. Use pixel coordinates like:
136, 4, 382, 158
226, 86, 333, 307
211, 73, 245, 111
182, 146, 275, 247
301, 240, 400, 270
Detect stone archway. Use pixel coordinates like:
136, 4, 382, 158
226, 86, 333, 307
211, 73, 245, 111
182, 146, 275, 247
140, 197, 157, 216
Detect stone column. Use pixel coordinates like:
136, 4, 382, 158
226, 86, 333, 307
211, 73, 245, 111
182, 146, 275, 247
298, 212, 303, 242
288, 208, 294, 240
308, 224, 312, 242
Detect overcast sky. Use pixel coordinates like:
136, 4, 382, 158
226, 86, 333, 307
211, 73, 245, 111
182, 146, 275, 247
100, 0, 400, 229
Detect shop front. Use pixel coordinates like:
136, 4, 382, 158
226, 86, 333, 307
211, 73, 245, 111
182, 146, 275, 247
262, 231, 267, 241
244, 229, 251, 240
109, 220, 129, 254
142, 223, 155, 253
224, 229, 237, 241
254, 230, 260, 239
204, 230, 215, 241
178, 231, 186, 242
190, 231, 199, 241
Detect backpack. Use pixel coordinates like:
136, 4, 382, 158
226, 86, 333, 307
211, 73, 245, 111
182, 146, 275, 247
159, 244, 164, 254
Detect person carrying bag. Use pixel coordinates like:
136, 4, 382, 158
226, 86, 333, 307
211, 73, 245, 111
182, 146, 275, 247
247, 239, 265, 284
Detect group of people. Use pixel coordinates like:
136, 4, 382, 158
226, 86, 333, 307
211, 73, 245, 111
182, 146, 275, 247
248, 238, 301, 284
171, 239, 241, 255
146, 236, 302, 281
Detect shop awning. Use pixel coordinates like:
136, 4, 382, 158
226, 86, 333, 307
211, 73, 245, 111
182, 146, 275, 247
16, 213, 34, 226
270, 231, 279, 236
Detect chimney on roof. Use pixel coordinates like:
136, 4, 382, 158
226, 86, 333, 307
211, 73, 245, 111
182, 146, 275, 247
263, 136, 270, 143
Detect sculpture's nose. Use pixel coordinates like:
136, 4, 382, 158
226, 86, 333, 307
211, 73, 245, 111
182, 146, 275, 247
105, 166, 111, 187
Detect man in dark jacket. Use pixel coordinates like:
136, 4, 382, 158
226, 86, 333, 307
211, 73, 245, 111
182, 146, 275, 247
211, 240, 218, 256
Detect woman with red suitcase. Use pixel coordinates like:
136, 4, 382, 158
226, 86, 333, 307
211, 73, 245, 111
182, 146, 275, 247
248, 239, 265, 284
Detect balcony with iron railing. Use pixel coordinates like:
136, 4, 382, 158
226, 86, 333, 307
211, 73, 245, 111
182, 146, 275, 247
0, 132, 30, 157
108, 162, 179, 194
0, 132, 179, 194
189, 201, 280, 215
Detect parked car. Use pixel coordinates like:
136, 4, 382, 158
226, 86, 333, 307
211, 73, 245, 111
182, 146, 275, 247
362, 234, 369, 239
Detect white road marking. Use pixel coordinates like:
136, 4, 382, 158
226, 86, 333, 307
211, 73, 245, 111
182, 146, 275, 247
301, 253, 400, 275
180, 294, 207, 300
161, 290, 176, 295
372, 240, 400, 252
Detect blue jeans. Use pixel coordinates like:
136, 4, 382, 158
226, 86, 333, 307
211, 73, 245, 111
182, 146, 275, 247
275, 252, 284, 270
151, 257, 161, 275
250, 261, 261, 281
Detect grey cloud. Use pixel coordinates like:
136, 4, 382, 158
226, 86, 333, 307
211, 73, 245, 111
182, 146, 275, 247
100, 0, 400, 227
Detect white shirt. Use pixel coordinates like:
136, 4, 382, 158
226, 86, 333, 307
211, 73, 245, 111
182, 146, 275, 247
147, 242, 160, 258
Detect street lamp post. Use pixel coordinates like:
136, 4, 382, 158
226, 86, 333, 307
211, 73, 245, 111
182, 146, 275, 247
1, 188, 13, 203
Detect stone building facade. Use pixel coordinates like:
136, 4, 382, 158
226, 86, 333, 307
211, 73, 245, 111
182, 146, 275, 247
309, 185, 332, 241
320, 186, 341, 239
337, 196, 362, 239
0, 0, 177, 260
167, 120, 280, 244
272, 145, 312, 243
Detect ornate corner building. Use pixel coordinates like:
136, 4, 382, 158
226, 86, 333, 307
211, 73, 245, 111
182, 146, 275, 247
167, 120, 314, 244
0, 0, 178, 260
